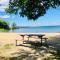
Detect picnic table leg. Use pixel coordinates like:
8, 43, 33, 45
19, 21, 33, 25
45, 38, 48, 46
22, 36, 24, 43
16, 40, 17, 46
41, 37, 42, 46
28, 36, 29, 41
21, 35, 25, 44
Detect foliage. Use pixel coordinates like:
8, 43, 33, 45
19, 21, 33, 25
6, 0, 60, 20
12, 22, 17, 29
0, 19, 10, 29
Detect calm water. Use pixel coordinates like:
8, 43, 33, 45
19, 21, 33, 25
9, 26, 60, 33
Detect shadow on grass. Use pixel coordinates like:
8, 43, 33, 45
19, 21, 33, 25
4, 35, 60, 60
47, 35, 60, 60
10, 35, 60, 60
17, 40, 48, 49
1, 35, 60, 60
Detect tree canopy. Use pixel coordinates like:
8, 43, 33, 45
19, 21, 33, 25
6, 0, 60, 20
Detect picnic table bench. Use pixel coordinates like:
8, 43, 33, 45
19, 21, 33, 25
16, 34, 48, 46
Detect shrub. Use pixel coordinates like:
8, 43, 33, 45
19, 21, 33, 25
12, 22, 17, 29
0, 19, 10, 30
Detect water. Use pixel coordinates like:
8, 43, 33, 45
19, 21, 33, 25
9, 26, 60, 33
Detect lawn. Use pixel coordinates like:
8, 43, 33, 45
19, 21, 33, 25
0, 29, 9, 32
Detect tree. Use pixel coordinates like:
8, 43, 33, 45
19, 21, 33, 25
12, 22, 17, 29
0, 19, 10, 29
6, 0, 60, 20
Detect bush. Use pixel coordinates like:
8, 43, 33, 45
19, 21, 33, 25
0, 19, 10, 30
12, 23, 17, 29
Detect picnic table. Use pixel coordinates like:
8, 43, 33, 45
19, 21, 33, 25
16, 34, 48, 46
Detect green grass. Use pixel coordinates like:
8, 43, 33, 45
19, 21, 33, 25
0, 44, 14, 53
0, 28, 9, 32
3, 44, 14, 49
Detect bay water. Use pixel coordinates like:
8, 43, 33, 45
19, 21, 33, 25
9, 26, 60, 33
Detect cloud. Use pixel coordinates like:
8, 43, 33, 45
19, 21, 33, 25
0, 0, 9, 5
0, 0, 9, 12
0, 15, 10, 18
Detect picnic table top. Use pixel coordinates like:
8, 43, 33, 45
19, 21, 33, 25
20, 34, 45, 37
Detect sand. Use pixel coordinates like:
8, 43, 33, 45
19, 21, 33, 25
0, 32, 60, 45
0, 32, 60, 57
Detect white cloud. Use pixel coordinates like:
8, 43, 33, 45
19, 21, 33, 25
0, 15, 10, 18
0, 0, 9, 12
0, 0, 9, 5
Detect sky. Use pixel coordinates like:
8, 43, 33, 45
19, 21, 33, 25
0, 0, 60, 26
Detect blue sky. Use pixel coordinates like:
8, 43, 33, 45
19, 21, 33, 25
0, 0, 60, 26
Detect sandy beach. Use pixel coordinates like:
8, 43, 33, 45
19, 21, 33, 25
0, 32, 60, 59
0, 32, 60, 44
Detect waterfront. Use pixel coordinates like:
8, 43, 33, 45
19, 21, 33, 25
9, 26, 60, 33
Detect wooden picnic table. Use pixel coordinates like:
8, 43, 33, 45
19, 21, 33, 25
20, 34, 45, 46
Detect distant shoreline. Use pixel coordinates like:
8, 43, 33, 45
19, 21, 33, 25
17, 25, 60, 28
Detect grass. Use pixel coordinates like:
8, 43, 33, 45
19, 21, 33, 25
53, 50, 60, 60
3, 44, 14, 49
0, 44, 14, 53
0, 28, 9, 32
0, 44, 60, 60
